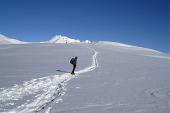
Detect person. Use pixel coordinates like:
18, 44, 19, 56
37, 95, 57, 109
70, 56, 78, 74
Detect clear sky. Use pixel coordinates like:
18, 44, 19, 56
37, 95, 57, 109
0, 0, 169, 52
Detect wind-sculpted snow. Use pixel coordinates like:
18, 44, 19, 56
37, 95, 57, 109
0, 74, 69, 113
0, 47, 98, 113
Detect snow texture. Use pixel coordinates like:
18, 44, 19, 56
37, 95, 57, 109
0, 42, 169, 113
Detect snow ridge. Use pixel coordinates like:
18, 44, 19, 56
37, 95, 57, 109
0, 46, 98, 113
0, 34, 162, 54
98, 41, 161, 53
0, 34, 27, 44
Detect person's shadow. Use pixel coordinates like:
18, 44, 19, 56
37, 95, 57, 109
56, 69, 70, 73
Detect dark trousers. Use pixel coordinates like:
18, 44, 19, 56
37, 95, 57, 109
71, 64, 76, 74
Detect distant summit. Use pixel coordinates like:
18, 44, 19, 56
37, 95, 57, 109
82, 40, 91, 43
0, 34, 160, 53
48, 35, 80, 44
0, 34, 27, 44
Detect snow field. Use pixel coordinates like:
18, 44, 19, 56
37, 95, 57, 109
0, 46, 98, 113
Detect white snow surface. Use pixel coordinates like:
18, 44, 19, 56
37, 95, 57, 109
0, 43, 169, 113
0, 34, 27, 44
0, 44, 98, 113
82, 40, 91, 43
98, 41, 161, 53
48, 35, 80, 43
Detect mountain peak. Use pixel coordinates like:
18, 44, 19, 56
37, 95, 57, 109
0, 34, 27, 44
48, 35, 80, 43
0, 34, 8, 39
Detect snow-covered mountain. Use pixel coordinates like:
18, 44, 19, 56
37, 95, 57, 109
48, 35, 80, 43
0, 34, 162, 54
0, 34, 27, 44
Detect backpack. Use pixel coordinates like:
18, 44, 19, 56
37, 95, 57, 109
70, 58, 74, 64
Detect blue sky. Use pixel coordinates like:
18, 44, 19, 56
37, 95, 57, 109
0, 0, 169, 52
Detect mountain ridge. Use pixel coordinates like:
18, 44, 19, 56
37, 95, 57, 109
0, 34, 163, 53
0, 34, 27, 44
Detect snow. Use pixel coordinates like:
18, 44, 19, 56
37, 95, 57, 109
144, 54, 170, 59
0, 42, 169, 113
0, 44, 97, 113
0, 34, 28, 44
48, 35, 80, 44
82, 40, 91, 43
49, 43, 169, 113
98, 41, 133, 48
45, 107, 52, 113
99, 41, 161, 53
0, 34, 163, 55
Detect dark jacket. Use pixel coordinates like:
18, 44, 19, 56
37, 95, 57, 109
70, 57, 77, 66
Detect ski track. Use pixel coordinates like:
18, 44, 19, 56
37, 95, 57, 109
0, 46, 98, 113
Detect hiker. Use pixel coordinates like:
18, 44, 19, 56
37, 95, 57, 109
70, 56, 78, 74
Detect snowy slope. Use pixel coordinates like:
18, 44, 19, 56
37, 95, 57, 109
49, 43, 170, 113
0, 34, 27, 44
98, 41, 161, 53
48, 35, 80, 43
0, 43, 169, 113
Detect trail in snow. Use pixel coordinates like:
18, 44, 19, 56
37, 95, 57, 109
0, 46, 98, 113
